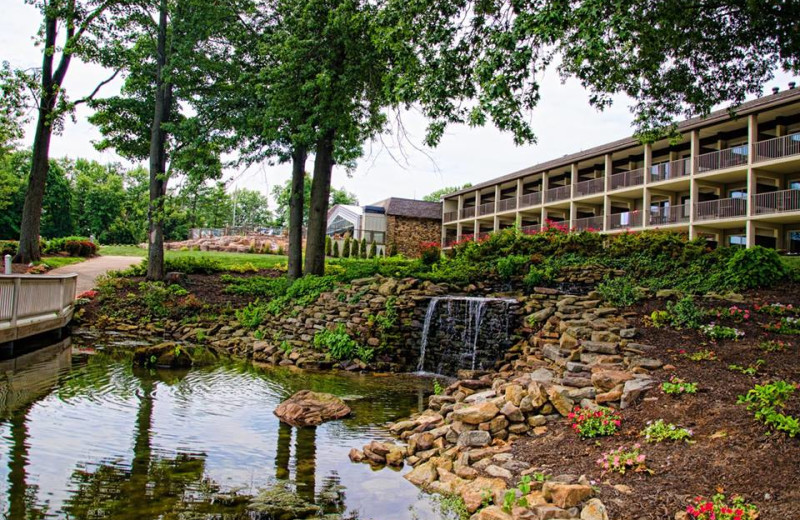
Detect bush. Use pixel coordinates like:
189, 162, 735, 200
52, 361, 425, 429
568, 406, 621, 438
325, 236, 332, 256
313, 324, 358, 360
64, 240, 97, 257
342, 237, 351, 258
369, 240, 377, 258
597, 276, 642, 306
360, 238, 367, 258
43, 236, 93, 255
332, 241, 340, 257
496, 254, 530, 281
420, 241, 441, 265
665, 296, 704, 329
737, 380, 799, 437
138, 281, 187, 317
235, 301, 267, 329
724, 246, 786, 289
0, 240, 18, 256
121, 256, 224, 277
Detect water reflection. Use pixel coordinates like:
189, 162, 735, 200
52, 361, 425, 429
0, 338, 439, 520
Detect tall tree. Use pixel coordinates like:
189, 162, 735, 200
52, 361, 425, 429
5, 0, 121, 262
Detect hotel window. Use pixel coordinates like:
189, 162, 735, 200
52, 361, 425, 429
729, 235, 747, 247
789, 231, 800, 253
728, 188, 747, 199
790, 180, 800, 190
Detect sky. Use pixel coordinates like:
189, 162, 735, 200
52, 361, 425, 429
3, 1, 799, 208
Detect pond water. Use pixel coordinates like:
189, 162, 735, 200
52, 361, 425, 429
0, 337, 443, 519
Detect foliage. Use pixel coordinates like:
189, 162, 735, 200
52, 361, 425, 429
710, 305, 751, 323
422, 184, 472, 202
698, 324, 744, 341
727, 359, 765, 376
313, 324, 359, 361
433, 379, 443, 395
121, 256, 224, 276
640, 419, 693, 443
431, 494, 469, 520
737, 381, 800, 437
235, 301, 268, 330
264, 275, 337, 315
568, 406, 621, 438
222, 275, 292, 298
758, 340, 790, 353
686, 494, 758, 520
270, 174, 357, 227
665, 296, 704, 329
496, 254, 530, 281
369, 240, 377, 259
597, 276, 642, 307
763, 316, 800, 335
596, 444, 648, 476
662, 377, 698, 395
683, 349, 717, 362
138, 282, 188, 318
342, 238, 351, 259
332, 241, 340, 258
419, 241, 441, 265
355, 345, 375, 364
724, 246, 786, 290
755, 302, 796, 317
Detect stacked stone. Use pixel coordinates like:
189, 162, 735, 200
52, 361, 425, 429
162, 234, 290, 254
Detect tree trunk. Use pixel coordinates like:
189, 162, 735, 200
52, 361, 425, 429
146, 0, 172, 281
14, 14, 65, 264
287, 147, 307, 280
304, 134, 334, 276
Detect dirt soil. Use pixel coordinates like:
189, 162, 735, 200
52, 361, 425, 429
513, 285, 800, 520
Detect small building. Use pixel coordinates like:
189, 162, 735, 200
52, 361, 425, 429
326, 198, 442, 257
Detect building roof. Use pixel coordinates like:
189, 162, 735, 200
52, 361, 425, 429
444, 86, 800, 199
369, 197, 442, 220
327, 204, 363, 222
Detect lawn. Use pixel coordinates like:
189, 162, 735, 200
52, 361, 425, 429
98, 245, 289, 270
781, 254, 800, 272
40, 256, 88, 269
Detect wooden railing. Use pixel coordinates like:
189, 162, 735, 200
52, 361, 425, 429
572, 215, 604, 232
696, 145, 749, 173
545, 185, 571, 203
649, 204, 690, 226
574, 177, 605, 197
752, 189, 800, 215
0, 274, 77, 343
519, 192, 542, 209
443, 210, 458, 223
478, 202, 495, 216
610, 168, 644, 190
460, 206, 476, 219
650, 158, 691, 182
608, 211, 642, 230
695, 197, 747, 221
754, 133, 800, 163
497, 197, 517, 212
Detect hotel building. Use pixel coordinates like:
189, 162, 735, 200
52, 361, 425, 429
441, 86, 800, 251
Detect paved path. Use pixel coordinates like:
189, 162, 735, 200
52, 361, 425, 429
48, 255, 142, 294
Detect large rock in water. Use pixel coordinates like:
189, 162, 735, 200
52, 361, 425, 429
274, 390, 351, 427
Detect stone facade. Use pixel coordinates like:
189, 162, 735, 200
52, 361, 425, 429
386, 215, 441, 258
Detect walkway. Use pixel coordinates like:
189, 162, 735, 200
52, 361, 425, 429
47, 256, 142, 294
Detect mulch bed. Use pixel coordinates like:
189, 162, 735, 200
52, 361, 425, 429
513, 286, 800, 520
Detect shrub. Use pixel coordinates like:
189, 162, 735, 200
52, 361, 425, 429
325, 236, 332, 256
138, 282, 187, 318
389, 242, 398, 257
355, 345, 374, 363
342, 238, 351, 258
686, 494, 758, 520
64, 240, 97, 257
640, 419, 693, 442
332, 241, 340, 258
420, 241, 441, 265
496, 254, 530, 281
597, 276, 642, 307
662, 376, 698, 395
724, 246, 786, 289
222, 275, 292, 297
43, 236, 93, 255
0, 240, 18, 256
568, 406, 621, 438
369, 240, 377, 258
313, 324, 359, 360
596, 444, 648, 476
360, 237, 367, 258
737, 380, 799, 437
665, 296, 704, 329
121, 256, 224, 276
235, 301, 267, 329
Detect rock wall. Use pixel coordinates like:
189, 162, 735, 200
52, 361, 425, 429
164, 234, 293, 254
386, 216, 441, 258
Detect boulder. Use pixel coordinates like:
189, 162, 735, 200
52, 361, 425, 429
457, 430, 491, 448
543, 482, 593, 508
404, 461, 438, 487
581, 498, 610, 520
620, 378, 657, 409
133, 342, 196, 369
546, 386, 574, 416
459, 477, 508, 512
453, 401, 499, 425
591, 369, 634, 392
273, 390, 351, 427
474, 506, 513, 520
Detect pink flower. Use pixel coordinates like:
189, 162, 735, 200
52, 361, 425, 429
636, 454, 645, 463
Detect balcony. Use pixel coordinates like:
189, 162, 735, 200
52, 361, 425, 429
650, 158, 691, 182
545, 185, 571, 203
752, 189, 800, 215
696, 145, 748, 173
695, 197, 747, 221
610, 168, 644, 190
460, 206, 476, 219
608, 210, 642, 230
497, 197, 517, 212
478, 202, 495, 216
443, 210, 458, 223
574, 177, 605, 197
519, 191, 542, 209
649, 204, 690, 226
573, 215, 604, 232
754, 132, 800, 163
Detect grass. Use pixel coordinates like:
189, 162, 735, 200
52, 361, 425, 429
98, 245, 289, 270
39, 256, 87, 269
781, 255, 800, 271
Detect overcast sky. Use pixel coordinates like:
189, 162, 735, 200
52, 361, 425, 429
3, 1, 798, 208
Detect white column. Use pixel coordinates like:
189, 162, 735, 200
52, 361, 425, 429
689, 130, 700, 238
603, 154, 613, 231
570, 163, 578, 199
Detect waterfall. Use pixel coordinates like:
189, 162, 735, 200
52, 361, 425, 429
416, 296, 517, 376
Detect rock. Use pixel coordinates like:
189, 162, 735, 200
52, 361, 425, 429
581, 341, 618, 355
486, 465, 513, 479
595, 388, 623, 404
273, 390, 351, 427
389, 420, 416, 435
500, 401, 525, 422
529, 368, 556, 384
474, 506, 514, 520
460, 477, 508, 512
590, 331, 619, 343
404, 461, 438, 487
527, 415, 547, 427
458, 430, 492, 448
531, 505, 571, 519
164, 271, 187, 284
465, 390, 497, 403
591, 370, 634, 392
620, 378, 657, 409
619, 328, 636, 339
505, 384, 526, 406
519, 396, 534, 413
456, 465, 479, 480
250, 483, 321, 517
580, 498, 609, 520
453, 402, 500, 425
133, 342, 196, 369
559, 333, 579, 350
544, 483, 593, 509
546, 386, 574, 416
530, 307, 555, 324
348, 448, 365, 463
628, 356, 663, 370
527, 381, 549, 407
378, 279, 398, 296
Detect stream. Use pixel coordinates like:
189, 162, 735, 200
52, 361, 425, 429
0, 336, 443, 519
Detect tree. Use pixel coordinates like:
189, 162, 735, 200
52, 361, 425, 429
369, 239, 377, 259
359, 237, 367, 258
70, 159, 126, 239
332, 240, 340, 258
342, 237, 350, 258
423, 184, 472, 202
5, 0, 123, 262
270, 174, 358, 227
232, 189, 273, 228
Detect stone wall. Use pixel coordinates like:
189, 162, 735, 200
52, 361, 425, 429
164, 234, 293, 254
386, 216, 441, 258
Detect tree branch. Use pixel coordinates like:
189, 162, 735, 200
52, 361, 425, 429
73, 68, 122, 105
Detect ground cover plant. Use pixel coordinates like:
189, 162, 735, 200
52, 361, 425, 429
596, 444, 648, 476
568, 406, 621, 438
640, 419, 693, 443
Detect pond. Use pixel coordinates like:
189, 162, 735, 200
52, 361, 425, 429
0, 336, 444, 519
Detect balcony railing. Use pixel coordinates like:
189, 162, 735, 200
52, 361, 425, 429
520, 224, 542, 235
460, 206, 476, 219
443, 210, 458, 223
608, 210, 642, 230
696, 145, 749, 173
610, 168, 644, 190
545, 185, 571, 203
572, 215, 604, 232
695, 197, 747, 221
752, 189, 800, 215
497, 197, 517, 212
648, 204, 690, 226
650, 158, 691, 182
519, 191, 542, 209
574, 177, 605, 197
478, 202, 495, 216
754, 133, 800, 163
